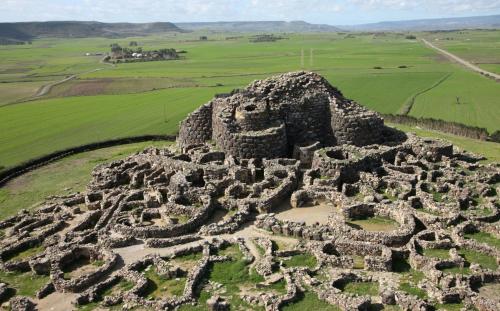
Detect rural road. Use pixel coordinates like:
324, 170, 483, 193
33, 68, 104, 97
422, 39, 500, 82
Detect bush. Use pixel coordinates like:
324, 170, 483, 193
405, 35, 417, 40
489, 130, 500, 143
373, 66, 383, 70
398, 65, 408, 68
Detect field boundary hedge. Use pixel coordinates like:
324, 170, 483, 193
383, 114, 492, 141
0, 135, 175, 187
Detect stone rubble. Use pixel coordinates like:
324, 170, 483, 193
0, 71, 498, 311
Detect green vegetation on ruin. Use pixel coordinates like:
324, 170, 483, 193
457, 248, 498, 271
143, 266, 186, 299
433, 302, 469, 311
1, 30, 500, 172
262, 279, 288, 295
281, 291, 341, 311
3, 244, 45, 262
464, 232, 500, 250
440, 248, 498, 275
282, 253, 318, 269
347, 216, 399, 232
352, 255, 365, 269
192, 244, 265, 310
421, 248, 450, 260
393, 258, 428, 299
340, 281, 379, 296
78, 279, 135, 311
0, 270, 50, 297
0, 141, 172, 221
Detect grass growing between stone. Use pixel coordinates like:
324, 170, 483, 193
262, 279, 288, 295
393, 258, 428, 299
78, 279, 135, 311
433, 302, 466, 311
347, 216, 399, 232
421, 248, 450, 260
143, 267, 186, 299
458, 249, 498, 271
0, 270, 50, 297
340, 281, 379, 296
206, 244, 265, 310
169, 252, 203, 270
282, 253, 318, 269
281, 291, 341, 311
464, 232, 500, 250
3, 245, 45, 262
352, 255, 365, 269
0, 141, 172, 221
439, 248, 497, 275
177, 290, 211, 311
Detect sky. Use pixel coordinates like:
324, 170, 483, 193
2, 0, 500, 25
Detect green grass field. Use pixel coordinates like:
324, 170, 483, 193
1, 30, 499, 170
423, 30, 500, 75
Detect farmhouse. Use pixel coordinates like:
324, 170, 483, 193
107, 44, 179, 63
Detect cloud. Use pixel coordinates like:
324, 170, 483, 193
1, 0, 500, 23
347, 0, 500, 13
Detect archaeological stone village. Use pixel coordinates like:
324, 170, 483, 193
0, 72, 499, 311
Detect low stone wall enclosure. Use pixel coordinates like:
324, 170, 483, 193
0, 72, 499, 311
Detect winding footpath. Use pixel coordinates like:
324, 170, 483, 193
422, 39, 500, 82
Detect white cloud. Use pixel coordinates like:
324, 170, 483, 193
1, 0, 500, 23
348, 0, 500, 13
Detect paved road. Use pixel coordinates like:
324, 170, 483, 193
422, 39, 500, 82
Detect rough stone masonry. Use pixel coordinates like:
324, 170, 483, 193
0, 72, 498, 311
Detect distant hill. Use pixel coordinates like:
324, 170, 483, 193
176, 21, 341, 33
0, 21, 183, 42
341, 15, 500, 31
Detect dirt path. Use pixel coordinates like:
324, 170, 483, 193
422, 39, 500, 82
35, 292, 77, 311
33, 68, 104, 98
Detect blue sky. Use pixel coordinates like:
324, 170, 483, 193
3, 0, 500, 25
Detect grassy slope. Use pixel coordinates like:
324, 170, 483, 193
0, 87, 220, 168
0, 141, 171, 220
409, 69, 500, 133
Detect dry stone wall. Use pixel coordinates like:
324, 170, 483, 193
178, 72, 393, 159
1, 71, 499, 311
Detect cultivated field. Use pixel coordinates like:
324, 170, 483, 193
1, 30, 499, 169
423, 30, 500, 75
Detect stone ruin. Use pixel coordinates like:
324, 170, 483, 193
178, 71, 396, 159
0, 71, 498, 311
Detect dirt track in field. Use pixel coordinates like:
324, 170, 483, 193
422, 39, 500, 82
